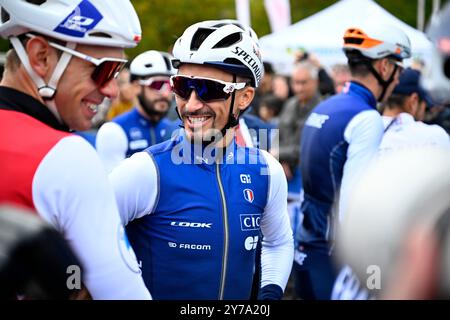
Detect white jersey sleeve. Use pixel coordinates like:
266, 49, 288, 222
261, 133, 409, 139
340, 110, 384, 221
109, 151, 158, 226
32, 135, 151, 300
259, 150, 294, 290
96, 121, 128, 172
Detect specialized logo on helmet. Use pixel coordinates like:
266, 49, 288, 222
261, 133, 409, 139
54, 0, 103, 38
231, 46, 262, 84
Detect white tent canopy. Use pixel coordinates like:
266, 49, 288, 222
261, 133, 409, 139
259, 0, 432, 75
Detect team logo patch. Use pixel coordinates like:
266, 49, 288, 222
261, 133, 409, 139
240, 214, 261, 231
244, 236, 259, 251
54, 0, 103, 38
243, 188, 254, 203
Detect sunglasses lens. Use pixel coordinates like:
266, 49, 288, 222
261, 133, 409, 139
171, 76, 230, 102
91, 60, 126, 87
148, 79, 171, 91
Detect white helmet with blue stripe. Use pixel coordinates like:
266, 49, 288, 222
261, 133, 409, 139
0, 0, 141, 48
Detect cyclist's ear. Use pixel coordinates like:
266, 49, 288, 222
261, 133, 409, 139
25, 36, 55, 78
236, 86, 255, 112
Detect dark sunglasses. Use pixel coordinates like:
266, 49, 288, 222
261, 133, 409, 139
28, 34, 128, 88
139, 78, 172, 92
170, 75, 246, 102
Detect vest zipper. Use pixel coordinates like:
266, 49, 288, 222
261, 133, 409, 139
215, 162, 229, 300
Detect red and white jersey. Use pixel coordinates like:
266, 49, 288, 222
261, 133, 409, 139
0, 87, 151, 299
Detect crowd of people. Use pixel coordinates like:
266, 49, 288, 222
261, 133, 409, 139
0, 0, 449, 300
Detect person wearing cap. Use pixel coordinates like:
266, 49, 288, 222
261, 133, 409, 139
296, 24, 411, 300
96, 50, 179, 172
0, 1, 151, 299
108, 20, 294, 300
380, 68, 449, 152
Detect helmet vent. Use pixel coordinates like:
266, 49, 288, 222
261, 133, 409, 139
213, 32, 242, 49
223, 57, 245, 67
26, 0, 47, 5
144, 63, 153, 68
162, 55, 172, 71
345, 38, 364, 45
191, 28, 214, 51
1, 8, 10, 23
87, 32, 112, 39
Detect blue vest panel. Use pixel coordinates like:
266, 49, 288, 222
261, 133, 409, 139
126, 136, 270, 300
113, 108, 177, 157
299, 82, 377, 249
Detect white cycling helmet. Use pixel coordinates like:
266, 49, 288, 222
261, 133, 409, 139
421, 3, 450, 104
0, 0, 141, 48
172, 20, 263, 87
130, 50, 176, 78
343, 24, 411, 102
0, 0, 141, 124
206, 19, 259, 41
343, 24, 411, 61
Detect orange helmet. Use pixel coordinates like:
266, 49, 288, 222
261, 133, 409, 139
343, 25, 411, 61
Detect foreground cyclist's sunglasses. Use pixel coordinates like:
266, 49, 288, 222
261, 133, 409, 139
170, 75, 247, 102
139, 78, 172, 92
27, 34, 127, 88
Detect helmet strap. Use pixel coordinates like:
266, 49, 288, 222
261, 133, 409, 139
367, 60, 398, 102
10, 36, 75, 123
220, 73, 240, 139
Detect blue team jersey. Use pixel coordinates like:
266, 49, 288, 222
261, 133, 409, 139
299, 82, 377, 250
125, 136, 270, 300
113, 108, 177, 157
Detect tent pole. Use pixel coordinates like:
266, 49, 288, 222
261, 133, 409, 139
432, 0, 441, 17
417, 0, 426, 31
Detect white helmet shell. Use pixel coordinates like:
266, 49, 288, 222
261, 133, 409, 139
205, 19, 259, 41
172, 20, 263, 87
0, 0, 141, 48
421, 3, 450, 104
343, 24, 411, 60
130, 50, 176, 78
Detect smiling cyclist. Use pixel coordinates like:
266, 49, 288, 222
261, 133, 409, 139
108, 19, 294, 300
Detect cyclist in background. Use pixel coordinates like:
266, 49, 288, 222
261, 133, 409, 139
96, 50, 178, 172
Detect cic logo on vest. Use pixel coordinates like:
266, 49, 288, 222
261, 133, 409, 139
240, 214, 261, 231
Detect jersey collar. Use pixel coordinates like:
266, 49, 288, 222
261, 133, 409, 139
346, 81, 378, 109
0, 86, 70, 132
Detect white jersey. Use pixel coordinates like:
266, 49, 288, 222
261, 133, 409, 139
33, 136, 152, 299
1, 92, 151, 300
380, 113, 450, 152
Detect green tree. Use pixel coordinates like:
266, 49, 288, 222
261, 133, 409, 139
1, 0, 447, 60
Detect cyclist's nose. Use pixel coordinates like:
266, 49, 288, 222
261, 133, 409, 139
99, 78, 120, 100
160, 85, 172, 99
184, 90, 204, 112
